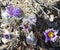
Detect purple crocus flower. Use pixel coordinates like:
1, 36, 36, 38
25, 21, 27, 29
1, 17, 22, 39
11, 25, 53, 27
7, 4, 22, 18
4, 34, 10, 39
43, 28, 58, 42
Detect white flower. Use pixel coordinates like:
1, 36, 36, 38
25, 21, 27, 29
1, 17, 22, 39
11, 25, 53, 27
26, 31, 37, 45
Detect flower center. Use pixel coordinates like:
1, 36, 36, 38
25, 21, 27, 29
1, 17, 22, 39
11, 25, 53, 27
48, 32, 54, 38
24, 24, 28, 29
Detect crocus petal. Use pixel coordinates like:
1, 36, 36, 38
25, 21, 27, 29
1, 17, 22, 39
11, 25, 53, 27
43, 32, 47, 37
50, 35, 58, 42
45, 37, 50, 42
26, 31, 36, 45
44, 32, 50, 42
28, 13, 36, 25
13, 8, 22, 17
45, 38, 49, 42
7, 4, 14, 17
29, 17, 36, 22
54, 30, 59, 35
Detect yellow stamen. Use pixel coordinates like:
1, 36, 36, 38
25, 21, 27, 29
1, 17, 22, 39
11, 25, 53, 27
48, 32, 54, 38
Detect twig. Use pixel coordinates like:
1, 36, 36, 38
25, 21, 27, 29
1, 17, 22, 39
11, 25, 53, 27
52, 6, 60, 17
30, 0, 49, 19
52, 6, 60, 11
